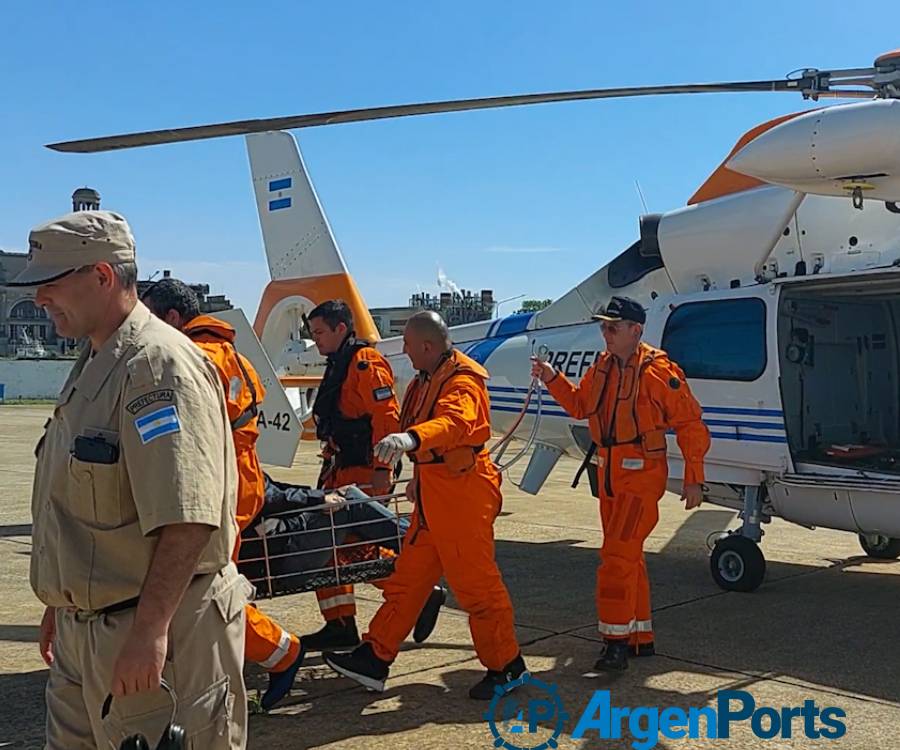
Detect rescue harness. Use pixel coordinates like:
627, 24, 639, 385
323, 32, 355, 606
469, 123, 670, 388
572, 347, 668, 494
400, 346, 549, 481
401, 350, 488, 473
312, 334, 375, 469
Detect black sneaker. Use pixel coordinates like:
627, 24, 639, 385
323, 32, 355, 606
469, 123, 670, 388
634, 642, 655, 657
301, 617, 360, 652
260, 643, 306, 711
594, 640, 629, 672
468, 653, 528, 700
324, 642, 391, 692
413, 585, 447, 643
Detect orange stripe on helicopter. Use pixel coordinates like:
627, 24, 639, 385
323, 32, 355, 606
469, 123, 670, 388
255, 273, 379, 442
253, 272, 380, 342
279, 376, 323, 388
688, 109, 820, 206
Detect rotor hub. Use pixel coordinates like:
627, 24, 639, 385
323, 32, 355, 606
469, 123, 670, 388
875, 49, 900, 71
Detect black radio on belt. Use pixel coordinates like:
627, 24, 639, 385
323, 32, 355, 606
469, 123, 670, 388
72, 434, 119, 464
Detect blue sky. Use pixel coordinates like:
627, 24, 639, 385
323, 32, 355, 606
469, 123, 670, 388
0, 2, 892, 315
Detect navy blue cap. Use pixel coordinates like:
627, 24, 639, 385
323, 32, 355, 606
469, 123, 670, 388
592, 296, 646, 325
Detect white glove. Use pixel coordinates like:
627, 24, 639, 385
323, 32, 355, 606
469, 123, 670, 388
374, 432, 417, 465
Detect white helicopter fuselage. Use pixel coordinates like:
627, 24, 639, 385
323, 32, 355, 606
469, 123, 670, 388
243, 104, 900, 588
380, 265, 900, 538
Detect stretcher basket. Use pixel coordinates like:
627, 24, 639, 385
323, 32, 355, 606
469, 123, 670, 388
237, 488, 413, 599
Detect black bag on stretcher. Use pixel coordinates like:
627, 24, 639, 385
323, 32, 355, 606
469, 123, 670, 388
237, 474, 410, 597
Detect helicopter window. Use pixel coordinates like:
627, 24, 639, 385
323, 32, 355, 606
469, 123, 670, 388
662, 298, 766, 381
608, 240, 664, 288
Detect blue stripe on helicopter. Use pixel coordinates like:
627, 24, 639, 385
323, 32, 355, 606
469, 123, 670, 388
489, 386, 782, 412
491, 404, 571, 418
495, 312, 534, 336
489, 405, 787, 444
465, 338, 506, 364
707, 432, 787, 444
489, 387, 784, 420
490, 401, 785, 433
703, 419, 785, 430
702, 406, 783, 418
488, 387, 786, 442
464, 312, 535, 365
491, 407, 570, 418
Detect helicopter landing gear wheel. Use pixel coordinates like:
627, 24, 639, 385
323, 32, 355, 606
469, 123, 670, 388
858, 534, 900, 560
710, 534, 766, 592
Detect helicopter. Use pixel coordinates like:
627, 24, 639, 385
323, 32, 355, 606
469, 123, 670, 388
46, 49, 900, 593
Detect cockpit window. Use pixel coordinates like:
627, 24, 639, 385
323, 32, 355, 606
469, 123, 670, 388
608, 240, 664, 288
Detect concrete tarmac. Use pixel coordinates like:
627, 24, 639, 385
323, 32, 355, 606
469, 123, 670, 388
1, 405, 897, 749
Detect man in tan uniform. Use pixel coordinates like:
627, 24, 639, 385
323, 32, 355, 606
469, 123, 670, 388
10, 211, 252, 748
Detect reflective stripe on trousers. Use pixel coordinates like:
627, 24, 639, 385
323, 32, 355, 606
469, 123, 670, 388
259, 628, 293, 670
318, 593, 356, 612
598, 618, 653, 636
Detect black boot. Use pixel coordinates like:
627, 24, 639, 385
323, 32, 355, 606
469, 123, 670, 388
468, 653, 528, 700
324, 642, 391, 692
301, 617, 360, 652
260, 643, 306, 711
634, 642, 655, 657
594, 639, 629, 671
413, 585, 447, 643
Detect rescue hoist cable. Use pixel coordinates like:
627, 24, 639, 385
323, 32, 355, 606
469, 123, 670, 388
489, 344, 550, 476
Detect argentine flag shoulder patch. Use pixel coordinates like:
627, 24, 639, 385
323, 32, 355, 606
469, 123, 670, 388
134, 404, 181, 445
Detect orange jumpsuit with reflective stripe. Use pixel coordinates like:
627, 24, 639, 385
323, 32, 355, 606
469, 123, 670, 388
316, 345, 400, 621
184, 315, 301, 672
547, 341, 710, 647
363, 350, 520, 670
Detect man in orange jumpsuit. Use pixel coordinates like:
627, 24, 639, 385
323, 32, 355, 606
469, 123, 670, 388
324, 311, 527, 699
304, 300, 445, 652
531, 295, 710, 672
142, 279, 304, 709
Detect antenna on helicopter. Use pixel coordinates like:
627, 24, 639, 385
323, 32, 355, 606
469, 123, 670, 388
634, 180, 649, 214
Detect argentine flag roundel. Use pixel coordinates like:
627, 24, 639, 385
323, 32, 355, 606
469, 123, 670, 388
134, 405, 182, 445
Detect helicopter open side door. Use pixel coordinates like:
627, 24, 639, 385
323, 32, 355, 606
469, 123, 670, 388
772, 270, 900, 536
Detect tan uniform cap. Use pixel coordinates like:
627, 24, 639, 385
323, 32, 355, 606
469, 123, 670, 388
8, 210, 136, 287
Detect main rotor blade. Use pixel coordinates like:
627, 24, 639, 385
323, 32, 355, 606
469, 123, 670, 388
46, 78, 873, 153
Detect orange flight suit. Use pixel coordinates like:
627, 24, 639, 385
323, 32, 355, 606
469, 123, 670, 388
184, 315, 301, 672
363, 350, 520, 670
547, 341, 710, 648
314, 343, 401, 622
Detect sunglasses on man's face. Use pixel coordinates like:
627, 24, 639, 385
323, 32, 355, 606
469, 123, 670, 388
599, 321, 632, 334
